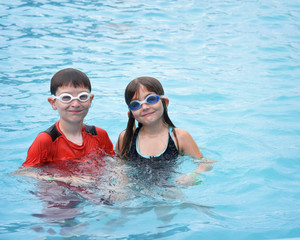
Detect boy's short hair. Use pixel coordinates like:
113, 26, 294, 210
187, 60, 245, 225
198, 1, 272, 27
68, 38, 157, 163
50, 68, 92, 95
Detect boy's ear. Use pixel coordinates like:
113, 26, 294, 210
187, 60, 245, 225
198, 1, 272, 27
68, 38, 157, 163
89, 94, 94, 106
48, 97, 57, 110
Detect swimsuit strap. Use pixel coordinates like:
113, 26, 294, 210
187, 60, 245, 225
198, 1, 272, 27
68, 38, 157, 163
170, 127, 179, 151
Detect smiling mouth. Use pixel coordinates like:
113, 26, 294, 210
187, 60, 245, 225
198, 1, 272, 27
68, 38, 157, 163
69, 110, 82, 113
142, 112, 154, 117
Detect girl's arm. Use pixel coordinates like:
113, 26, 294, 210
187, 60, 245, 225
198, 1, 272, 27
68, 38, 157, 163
176, 128, 213, 173
115, 130, 125, 152
175, 128, 203, 158
174, 129, 214, 186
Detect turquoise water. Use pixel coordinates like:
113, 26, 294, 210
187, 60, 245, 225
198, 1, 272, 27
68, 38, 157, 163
1, 0, 300, 239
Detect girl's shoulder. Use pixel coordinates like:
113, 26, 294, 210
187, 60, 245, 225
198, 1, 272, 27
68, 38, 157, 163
172, 127, 203, 158
172, 128, 197, 147
172, 128, 191, 139
116, 130, 126, 148
118, 128, 137, 139
116, 128, 136, 152
118, 129, 126, 138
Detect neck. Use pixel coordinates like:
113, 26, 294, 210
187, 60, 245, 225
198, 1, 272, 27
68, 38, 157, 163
58, 120, 83, 136
140, 121, 168, 136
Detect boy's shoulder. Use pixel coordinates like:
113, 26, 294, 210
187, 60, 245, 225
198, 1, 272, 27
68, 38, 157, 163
40, 123, 109, 141
85, 124, 109, 137
84, 124, 97, 135
44, 123, 61, 142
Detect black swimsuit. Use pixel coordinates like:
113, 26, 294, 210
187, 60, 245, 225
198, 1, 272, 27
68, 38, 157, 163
128, 126, 179, 187
129, 126, 179, 162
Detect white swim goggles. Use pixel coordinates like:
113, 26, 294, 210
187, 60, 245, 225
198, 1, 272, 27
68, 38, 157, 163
52, 92, 91, 103
128, 94, 164, 111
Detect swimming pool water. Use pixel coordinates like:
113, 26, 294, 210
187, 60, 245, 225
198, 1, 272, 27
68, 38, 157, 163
1, 0, 300, 239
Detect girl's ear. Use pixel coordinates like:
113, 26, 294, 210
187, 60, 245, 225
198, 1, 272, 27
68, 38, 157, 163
48, 97, 57, 110
163, 97, 169, 107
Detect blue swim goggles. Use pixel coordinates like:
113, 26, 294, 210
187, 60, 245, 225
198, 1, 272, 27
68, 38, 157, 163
52, 92, 91, 104
128, 94, 164, 111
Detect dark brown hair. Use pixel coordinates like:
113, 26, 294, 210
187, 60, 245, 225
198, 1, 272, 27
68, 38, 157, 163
50, 68, 91, 95
120, 76, 176, 158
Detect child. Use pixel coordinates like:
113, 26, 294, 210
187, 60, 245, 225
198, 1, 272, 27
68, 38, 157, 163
22, 68, 114, 169
115, 76, 211, 186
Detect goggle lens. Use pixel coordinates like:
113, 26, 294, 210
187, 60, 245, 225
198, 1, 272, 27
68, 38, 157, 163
128, 94, 162, 111
53, 92, 91, 103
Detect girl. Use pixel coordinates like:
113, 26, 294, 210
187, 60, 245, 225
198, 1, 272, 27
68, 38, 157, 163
116, 76, 211, 186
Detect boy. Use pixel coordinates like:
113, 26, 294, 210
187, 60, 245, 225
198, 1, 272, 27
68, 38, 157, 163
22, 68, 114, 168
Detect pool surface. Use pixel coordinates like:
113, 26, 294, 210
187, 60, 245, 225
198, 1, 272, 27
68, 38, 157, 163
1, 0, 300, 239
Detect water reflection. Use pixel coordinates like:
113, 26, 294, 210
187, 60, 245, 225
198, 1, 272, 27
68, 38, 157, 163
13, 154, 211, 236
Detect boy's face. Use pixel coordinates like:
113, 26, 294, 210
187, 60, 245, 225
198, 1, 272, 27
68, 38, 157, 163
48, 84, 94, 125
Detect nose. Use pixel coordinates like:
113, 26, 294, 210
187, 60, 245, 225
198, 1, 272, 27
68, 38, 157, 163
70, 99, 81, 107
140, 102, 149, 110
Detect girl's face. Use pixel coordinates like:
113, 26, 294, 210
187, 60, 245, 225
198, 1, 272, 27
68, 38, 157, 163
48, 84, 94, 125
130, 85, 168, 126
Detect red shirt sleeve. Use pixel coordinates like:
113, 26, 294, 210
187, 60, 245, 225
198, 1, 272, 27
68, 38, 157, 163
23, 132, 53, 167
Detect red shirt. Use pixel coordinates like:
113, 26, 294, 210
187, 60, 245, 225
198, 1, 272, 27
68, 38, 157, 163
23, 122, 114, 168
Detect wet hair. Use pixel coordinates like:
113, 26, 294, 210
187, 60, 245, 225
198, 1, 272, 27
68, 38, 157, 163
120, 76, 176, 159
50, 68, 91, 95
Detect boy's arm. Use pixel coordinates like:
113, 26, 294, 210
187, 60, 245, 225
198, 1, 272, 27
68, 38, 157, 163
23, 132, 52, 167
12, 167, 94, 186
